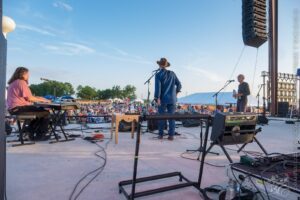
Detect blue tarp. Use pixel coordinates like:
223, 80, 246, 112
178, 92, 260, 106
44, 95, 56, 101
60, 95, 74, 100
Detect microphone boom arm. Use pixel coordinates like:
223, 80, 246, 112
212, 80, 234, 111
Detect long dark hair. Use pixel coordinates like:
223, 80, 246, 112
8, 67, 29, 85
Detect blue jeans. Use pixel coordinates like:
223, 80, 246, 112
158, 104, 176, 136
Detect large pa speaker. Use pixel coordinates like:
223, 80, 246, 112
242, 0, 268, 48
211, 113, 258, 145
278, 102, 289, 117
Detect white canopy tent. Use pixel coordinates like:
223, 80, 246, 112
178, 92, 262, 106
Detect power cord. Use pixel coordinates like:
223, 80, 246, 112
180, 151, 226, 168
202, 185, 224, 200
69, 139, 110, 200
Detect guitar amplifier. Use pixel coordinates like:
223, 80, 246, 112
211, 113, 258, 145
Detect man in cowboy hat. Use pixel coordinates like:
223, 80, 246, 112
154, 58, 182, 140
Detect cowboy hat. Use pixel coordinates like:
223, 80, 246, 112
157, 57, 170, 67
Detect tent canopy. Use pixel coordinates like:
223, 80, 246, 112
178, 92, 260, 106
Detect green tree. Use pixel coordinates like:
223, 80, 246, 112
111, 85, 122, 99
97, 89, 113, 100
64, 82, 75, 96
77, 85, 97, 99
95, 85, 137, 100
30, 81, 75, 97
122, 85, 137, 99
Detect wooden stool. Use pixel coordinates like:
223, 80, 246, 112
111, 114, 140, 144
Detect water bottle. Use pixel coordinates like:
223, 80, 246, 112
225, 179, 236, 200
233, 89, 237, 97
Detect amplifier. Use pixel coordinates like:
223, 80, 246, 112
211, 113, 257, 145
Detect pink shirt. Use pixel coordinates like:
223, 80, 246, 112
7, 79, 33, 109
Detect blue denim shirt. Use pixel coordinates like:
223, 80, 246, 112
154, 69, 182, 104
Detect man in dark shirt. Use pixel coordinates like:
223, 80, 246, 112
154, 58, 182, 140
234, 74, 250, 112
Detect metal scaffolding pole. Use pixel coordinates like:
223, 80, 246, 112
269, 0, 278, 116
0, 0, 7, 199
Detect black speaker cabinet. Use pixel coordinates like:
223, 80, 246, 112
211, 113, 257, 145
278, 102, 289, 117
147, 117, 167, 131
242, 0, 268, 48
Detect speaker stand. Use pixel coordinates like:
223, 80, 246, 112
206, 129, 268, 163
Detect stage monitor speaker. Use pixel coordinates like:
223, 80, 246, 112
119, 120, 136, 132
147, 116, 167, 131
181, 111, 201, 127
242, 0, 268, 48
278, 102, 289, 117
211, 113, 258, 145
147, 119, 158, 131
257, 115, 268, 125
182, 119, 201, 127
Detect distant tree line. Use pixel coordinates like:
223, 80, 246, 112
30, 81, 75, 97
30, 81, 137, 100
76, 85, 136, 100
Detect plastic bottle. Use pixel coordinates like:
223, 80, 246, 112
225, 179, 236, 200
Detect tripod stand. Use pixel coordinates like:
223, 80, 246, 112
256, 82, 268, 125
256, 84, 263, 114
186, 119, 219, 159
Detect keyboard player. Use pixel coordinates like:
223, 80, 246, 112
7, 67, 51, 140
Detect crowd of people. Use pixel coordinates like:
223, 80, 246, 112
64, 102, 239, 125
67, 102, 146, 124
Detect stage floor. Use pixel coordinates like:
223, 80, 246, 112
6, 120, 300, 200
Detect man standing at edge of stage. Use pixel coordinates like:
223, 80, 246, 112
154, 58, 182, 141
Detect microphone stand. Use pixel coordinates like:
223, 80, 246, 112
186, 119, 219, 157
256, 84, 263, 114
143, 69, 160, 133
212, 81, 234, 112
189, 80, 233, 157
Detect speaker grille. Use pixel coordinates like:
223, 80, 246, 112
242, 0, 268, 48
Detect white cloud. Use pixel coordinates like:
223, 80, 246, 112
18, 24, 56, 36
185, 66, 224, 82
41, 42, 95, 56
53, 1, 73, 11
112, 47, 129, 56
97, 52, 152, 65
101, 43, 152, 64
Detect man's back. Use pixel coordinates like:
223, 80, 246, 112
155, 69, 181, 104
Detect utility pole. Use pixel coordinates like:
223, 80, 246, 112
268, 0, 278, 116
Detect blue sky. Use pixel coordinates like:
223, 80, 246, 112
3, 0, 300, 99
